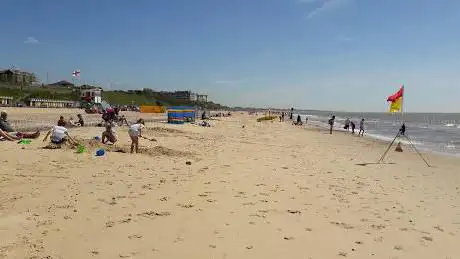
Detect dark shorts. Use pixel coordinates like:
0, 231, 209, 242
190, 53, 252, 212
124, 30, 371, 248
51, 139, 65, 144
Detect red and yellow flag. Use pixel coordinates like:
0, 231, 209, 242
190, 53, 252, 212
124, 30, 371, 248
387, 85, 404, 112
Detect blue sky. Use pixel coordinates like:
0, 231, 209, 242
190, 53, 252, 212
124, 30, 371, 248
1, 0, 460, 112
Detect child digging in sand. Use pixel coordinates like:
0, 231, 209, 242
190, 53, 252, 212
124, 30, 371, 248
102, 123, 117, 144
43, 125, 78, 146
128, 119, 145, 153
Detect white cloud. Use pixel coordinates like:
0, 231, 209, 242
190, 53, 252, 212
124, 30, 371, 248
24, 36, 39, 44
305, 0, 352, 20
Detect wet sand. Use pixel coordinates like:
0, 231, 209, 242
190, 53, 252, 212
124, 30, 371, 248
1, 112, 459, 259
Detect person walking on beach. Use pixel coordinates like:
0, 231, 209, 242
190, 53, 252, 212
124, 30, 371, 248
296, 114, 302, 125
328, 115, 335, 134
350, 120, 356, 134
128, 119, 145, 153
358, 118, 365, 136
344, 118, 350, 131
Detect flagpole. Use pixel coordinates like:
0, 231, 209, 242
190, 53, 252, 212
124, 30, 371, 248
401, 85, 405, 124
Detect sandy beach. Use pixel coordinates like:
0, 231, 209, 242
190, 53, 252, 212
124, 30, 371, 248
1, 111, 459, 259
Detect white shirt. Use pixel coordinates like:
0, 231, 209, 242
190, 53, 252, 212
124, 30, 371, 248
51, 126, 68, 142
128, 123, 144, 135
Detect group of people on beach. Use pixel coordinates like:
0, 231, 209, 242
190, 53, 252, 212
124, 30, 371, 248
1, 109, 152, 154
338, 117, 365, 136
280, 111, 366, 136
45, 114, 149, 154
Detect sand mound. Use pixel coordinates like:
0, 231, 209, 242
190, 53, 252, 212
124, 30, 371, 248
146, 127, 186, 134
108, 145, 193, 157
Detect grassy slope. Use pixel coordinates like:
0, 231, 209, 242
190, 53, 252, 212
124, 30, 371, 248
0, 85, 228, 109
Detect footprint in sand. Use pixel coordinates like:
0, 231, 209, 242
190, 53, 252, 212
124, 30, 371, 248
177, 203, 194, 208
421, 236, 433, 242
137, 211, 171, 219
393, 245, 403, 251
128, 234, 142, 239
434, 225, 444, 232
106, 221, 115, 228
119, 218, 132, 224
330, 221, 354, 230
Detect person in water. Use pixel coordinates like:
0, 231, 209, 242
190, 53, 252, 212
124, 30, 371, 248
344, 118, 350, 131
350, 120, 356, 134
328, 115, 336, 134
358, 118, 365, 136
399, 123, 406, 136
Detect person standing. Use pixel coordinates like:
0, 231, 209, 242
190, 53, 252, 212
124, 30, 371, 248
128, 119, 145, 153
344, 118, 350, 131
399, 123, 406, 136
350, 120, 356, 134
359, 118, 365, 136
328, 115, 335, 134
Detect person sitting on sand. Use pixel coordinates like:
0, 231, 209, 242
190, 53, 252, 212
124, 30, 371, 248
102, 123, 117, 144
42, 125, 78, 146
77, 114, 85, 127
198, 121, 211, 127
68, 117, 79, 127
57, 116, 67, 127
0, 111, 40, 141
128, 119, 145, 153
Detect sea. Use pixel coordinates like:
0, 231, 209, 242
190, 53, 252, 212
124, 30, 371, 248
293, 111, 460, 157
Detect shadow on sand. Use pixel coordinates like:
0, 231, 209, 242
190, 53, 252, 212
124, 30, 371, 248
355, 162, 396, 166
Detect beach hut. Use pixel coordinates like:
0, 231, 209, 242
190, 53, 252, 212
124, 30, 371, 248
182, 107, 196, 122
167, 107, 185, 124
0, 96, 13, 106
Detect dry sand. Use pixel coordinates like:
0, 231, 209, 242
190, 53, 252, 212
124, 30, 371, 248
1, 112, 460, 259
